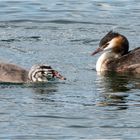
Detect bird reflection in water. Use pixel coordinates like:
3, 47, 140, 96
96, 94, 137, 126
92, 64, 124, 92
96, 71, 140, 110
27, 82, 60, 103
29, 82, 59, 95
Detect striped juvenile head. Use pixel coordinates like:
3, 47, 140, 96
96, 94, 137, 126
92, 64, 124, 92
28, 64, 66, 82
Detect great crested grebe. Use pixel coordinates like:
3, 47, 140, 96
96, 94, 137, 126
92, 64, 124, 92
0, 63, 66, 83
91, 31, 140, 73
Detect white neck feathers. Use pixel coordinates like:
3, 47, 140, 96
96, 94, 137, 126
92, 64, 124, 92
96, 51, 120, 72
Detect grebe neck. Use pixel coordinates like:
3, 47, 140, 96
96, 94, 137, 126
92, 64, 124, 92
96, 51, 120, 72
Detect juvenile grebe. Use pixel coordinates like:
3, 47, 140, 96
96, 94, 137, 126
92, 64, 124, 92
91, 31, 140, 73
0, 63, 66, 83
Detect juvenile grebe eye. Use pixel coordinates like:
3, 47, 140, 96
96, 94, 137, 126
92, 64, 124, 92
47, 72, 53, 76
45, 71, 53, 78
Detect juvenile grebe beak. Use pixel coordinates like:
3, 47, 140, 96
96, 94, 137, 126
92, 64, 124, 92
53, 70, 66, 80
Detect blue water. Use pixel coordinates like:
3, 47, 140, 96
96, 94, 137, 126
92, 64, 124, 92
0, 0, 140, 139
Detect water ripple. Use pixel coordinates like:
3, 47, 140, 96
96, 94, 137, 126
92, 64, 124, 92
0, 19, 116, 26
27, 115, 88, 120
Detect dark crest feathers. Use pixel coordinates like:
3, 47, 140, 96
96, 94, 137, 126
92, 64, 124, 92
99, 30, 120, 47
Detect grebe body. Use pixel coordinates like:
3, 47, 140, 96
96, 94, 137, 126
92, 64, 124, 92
92, 31, 140, 74
0, 63, 66, 83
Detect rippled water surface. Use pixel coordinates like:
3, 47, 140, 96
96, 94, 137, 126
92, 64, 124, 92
0, 0, 140, 139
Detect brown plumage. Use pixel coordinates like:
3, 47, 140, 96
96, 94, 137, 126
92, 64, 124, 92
0, 63, 28, 83
108, 47, 140, 73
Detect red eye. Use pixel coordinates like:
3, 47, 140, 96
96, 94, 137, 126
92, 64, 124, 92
103, 42, 109, 48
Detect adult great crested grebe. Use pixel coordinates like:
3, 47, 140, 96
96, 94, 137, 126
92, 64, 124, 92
91, 31, 140, 74
0, 63, 66, 83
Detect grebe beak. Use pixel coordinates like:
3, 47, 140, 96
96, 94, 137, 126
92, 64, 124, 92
53, 70, 66, 80
91, 47, 104, 56
91, 42, 109, 56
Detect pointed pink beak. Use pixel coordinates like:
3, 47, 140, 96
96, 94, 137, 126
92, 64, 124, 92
91, 47, 103, 56
53, 71, 66, 80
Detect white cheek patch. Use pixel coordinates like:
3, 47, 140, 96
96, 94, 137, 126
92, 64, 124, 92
104, 41, 113, 52
103, 37, 118, 52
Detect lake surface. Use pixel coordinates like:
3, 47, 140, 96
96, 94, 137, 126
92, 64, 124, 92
0, 0, 140, 139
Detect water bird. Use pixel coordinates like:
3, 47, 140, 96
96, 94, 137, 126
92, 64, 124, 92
0, 63, 66, 83
91, 31, 140, 74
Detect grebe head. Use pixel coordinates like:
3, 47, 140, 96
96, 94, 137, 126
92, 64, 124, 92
91, 31, 129, 56
28, 64, 66, 82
